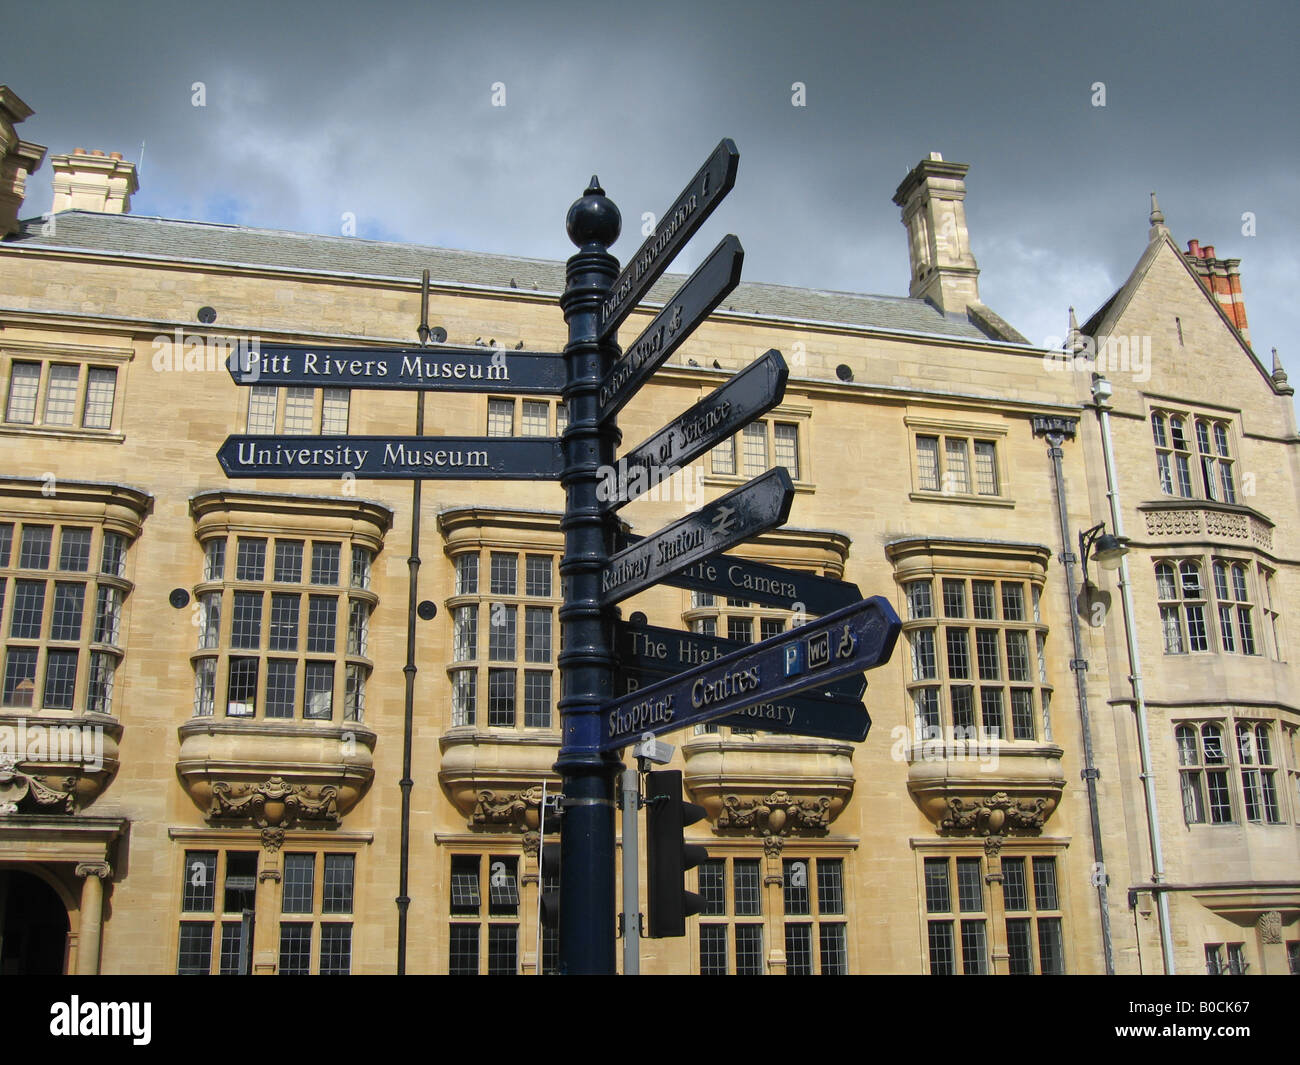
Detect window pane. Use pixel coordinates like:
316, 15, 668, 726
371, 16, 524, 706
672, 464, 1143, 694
231, 591, 262, 648
972, 581, 995, 619
449, 925, 479, 975
283, 387, 314, 434
525, 555, 552, 597
20, 526, 51, 569
817, 859, 844, 915
6, 362, 40, 423
488, 669, 515, 726
774, 422, 799, 479
711, 437, 736, 475
1032, 857, 1059, 910
323, 854, 355, 914
960, 920, 988, 975
944, 438, 970, 493
742, 423, 767, 476
488, 856, 520, 916
737, 925, 765, 975
734, 860, 761, 916
265, 659, 296, 718
319, 924, 352, 975
43, 364, 79, 425
1038, 918, 1065, 974
524, 607, 551, 662
521, 400, 548, 436
274, 540, 304, 582
304, 662, 334, 719
183, 851, 217, 911
453, 606, 478, 662
82, 368, 117, 429
489, 604, 517, 660
927, 921, 954, 975
942, 579, 966, 618
523, 670, 551, 728
311, 543, 340, 585
43, 649, 77, 708
51, 582, 84, 640
956, 858, 982, 912
11, 579, 45, 638
916, 436, 939, 491
94, 586, 122, 645
455, 554, 479, 595
86, 651, 115, 714
450, 856, 480, 915
321, 389, 349, 435
785, 924, 813, 975
451, 670, 476, 727
219, 922, 245, 975
235, 537, 265, 581
783, 859, 811, 915
818, 924, 847, 975
490, 552, 517, 595
351, 546, 372, 589
307, 595, 337, 652
282, 853, 315, 914
2, 648, 37, 707
700, 924, 727, 975
698, 859, 725, 916
487, 398, 513, 437
278, 923, 312, 975
269, 593, 299, 650
1002, 858, 1027, 910
226, 657, 258, 716
58, 528, 91, 571
906, 580, 933, 620
974, 441, 998, 495
177, 922, 213, 975
1006, 918, 1034, 974
487, 925, 518, 976
247, 385, 277, 432
924, 858, 951, 912
204, 539, 226, 581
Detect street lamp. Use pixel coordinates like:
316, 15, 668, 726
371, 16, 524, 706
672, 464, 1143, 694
1079, 521, 1128, 588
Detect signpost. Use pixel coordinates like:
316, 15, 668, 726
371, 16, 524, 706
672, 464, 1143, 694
214, 138, 902, 975
226, 343, 564, 393
599, 467, 794, 606
600, 597, 900, 751
601, 349, 788, 512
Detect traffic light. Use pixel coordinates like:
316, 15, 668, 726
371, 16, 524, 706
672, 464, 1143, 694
539, 798, 562, 934
644, 769, 709, 938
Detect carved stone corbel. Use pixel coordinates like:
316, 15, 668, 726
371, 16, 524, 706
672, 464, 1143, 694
716, 790, 834, 837
75, 861, 111, 880
470, 784, 546, 832
1257, 910, 1282, 945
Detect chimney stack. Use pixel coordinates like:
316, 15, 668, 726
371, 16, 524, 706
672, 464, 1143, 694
892, 152, 981, 316
1183, 239, 1250, 344
0, 86, 48, 237
50, 146, 138, 215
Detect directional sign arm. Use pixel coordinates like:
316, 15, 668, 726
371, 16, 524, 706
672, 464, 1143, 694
597, 235, 744, 422
226, 344, 566, 393
599, 138, 739, 340
600, 596, 901, 751
604, 349, 787, 512
217, 435, 564, 480
599, 467, 794, 607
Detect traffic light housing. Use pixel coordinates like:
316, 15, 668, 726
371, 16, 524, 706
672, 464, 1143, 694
645, 769, 709, 938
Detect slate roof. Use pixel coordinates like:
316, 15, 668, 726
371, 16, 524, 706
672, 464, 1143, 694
5, 211, 1002, 342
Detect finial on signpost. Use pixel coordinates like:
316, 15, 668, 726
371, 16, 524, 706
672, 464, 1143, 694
567, 175, 621, 249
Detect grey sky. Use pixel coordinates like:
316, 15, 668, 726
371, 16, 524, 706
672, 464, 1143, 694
7, 0, 1298, 372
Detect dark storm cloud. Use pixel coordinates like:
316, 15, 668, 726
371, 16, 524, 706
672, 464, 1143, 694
6, 0, 1297, 370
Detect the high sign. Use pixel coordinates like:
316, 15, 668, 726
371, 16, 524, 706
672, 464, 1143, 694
598, 138, 740, 341
217, 435, 564, 480
614, 619, 864, 700
225, 344, 565, 393
600, 596, 901, 750
601, 349, 787, 512
597, 235, 744, 422
599, 467, 794, 607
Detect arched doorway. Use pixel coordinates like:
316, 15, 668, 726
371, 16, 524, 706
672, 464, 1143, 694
0, 869, 69, 974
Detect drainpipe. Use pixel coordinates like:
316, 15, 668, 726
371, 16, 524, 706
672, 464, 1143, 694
1032, 414, 1115, 975
1090, 374, 1176, 974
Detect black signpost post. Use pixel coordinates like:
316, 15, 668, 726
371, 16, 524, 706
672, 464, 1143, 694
215, 136, 901, 975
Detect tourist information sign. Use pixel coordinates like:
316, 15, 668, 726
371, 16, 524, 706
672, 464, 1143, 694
597, 234, 744, 422
225, 343, 565, 393
600, 349, 787, 512
599, 597, 900, 751
613, 535, 863, 615
599, 467, 794, 606
614, 619, 864, 699
598, 138, 740, 341
217, 435, 564, 480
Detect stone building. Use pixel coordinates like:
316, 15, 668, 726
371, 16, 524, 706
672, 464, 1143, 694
0, 84, 1295, 974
